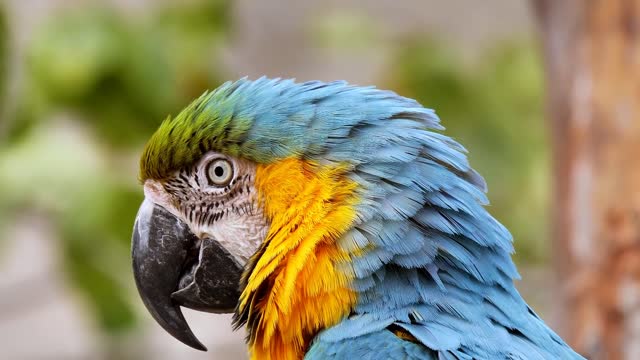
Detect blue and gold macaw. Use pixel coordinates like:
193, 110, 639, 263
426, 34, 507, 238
131, 78, 584, 359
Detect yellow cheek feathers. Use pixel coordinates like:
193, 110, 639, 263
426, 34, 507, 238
239, 158, 359, 360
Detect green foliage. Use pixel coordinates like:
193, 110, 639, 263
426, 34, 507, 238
0, 5, 7, 119
22, 1, 229, 147
0, 120, 142, 332
59, 183, 143, 332
313, 12, 379, 50
386, 38, 549, 263
28, 10, 127, 104
154, 0, 230, 97
0, 0, 231, 339
16, 9, 155, 146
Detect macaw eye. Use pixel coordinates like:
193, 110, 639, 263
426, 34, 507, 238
206, 159, 234, 187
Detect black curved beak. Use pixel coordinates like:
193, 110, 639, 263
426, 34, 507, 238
131, 199, 243, 351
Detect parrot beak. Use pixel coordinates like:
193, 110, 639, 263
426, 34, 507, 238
131, 199, 243, 351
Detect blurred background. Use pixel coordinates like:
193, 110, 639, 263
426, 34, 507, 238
0, 0, 636, 359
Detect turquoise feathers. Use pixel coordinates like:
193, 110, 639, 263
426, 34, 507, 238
144, 78, 584, 359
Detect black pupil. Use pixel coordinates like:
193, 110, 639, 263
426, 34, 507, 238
214, 165, 225, 177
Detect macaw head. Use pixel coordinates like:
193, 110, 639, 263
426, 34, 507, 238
132, 78, 574, 360
134, 78, 393, 355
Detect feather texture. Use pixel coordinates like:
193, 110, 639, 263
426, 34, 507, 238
141, 78, 584, 359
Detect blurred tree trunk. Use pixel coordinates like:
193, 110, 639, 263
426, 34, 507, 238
532, 1, 640, 359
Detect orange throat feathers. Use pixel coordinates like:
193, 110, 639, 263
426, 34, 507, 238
238, 158, 359, 360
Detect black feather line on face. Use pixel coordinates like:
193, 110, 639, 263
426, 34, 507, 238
232, 237, 271, 344
162, 159, 259, 228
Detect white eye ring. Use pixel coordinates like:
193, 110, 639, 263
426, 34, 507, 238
206, 158, 234, 186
